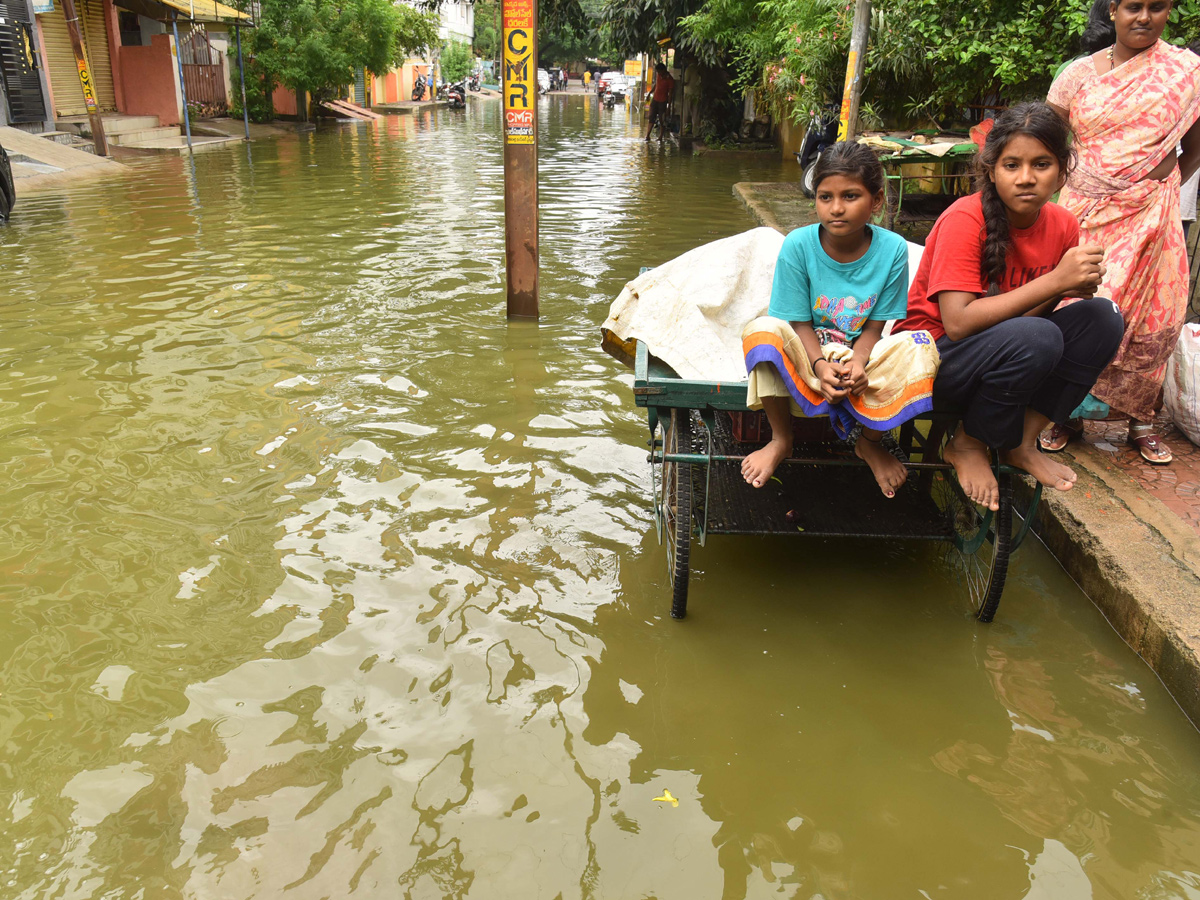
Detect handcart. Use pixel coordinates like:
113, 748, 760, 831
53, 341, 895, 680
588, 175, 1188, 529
633, 340, 1043, 622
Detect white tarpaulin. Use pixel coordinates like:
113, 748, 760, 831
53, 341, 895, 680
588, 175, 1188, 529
601, 227, 925, 382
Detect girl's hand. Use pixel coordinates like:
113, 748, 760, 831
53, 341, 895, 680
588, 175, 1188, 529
816, 359, 849, 403
1054, 244, 1106, 297
844, 358, 869, 395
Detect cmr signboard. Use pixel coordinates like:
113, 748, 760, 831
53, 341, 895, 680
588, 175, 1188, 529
502, 0, 534, 145
501, 0, 538, 318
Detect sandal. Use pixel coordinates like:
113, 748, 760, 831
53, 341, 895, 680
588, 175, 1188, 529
1128, 425, 1173, 465
1038, 419, 1082, 453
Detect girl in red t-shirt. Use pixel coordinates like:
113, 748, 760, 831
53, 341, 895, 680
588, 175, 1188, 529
894, 102, 1124, 511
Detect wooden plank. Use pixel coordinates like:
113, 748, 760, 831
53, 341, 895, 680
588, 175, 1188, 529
321, 99, 381, 120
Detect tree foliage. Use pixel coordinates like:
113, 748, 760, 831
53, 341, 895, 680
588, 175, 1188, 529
442, 39, 474, 82
677, 0, 1200, 129
247, 0, 439, 105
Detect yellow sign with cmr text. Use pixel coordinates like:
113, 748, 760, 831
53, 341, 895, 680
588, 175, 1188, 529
503, 0, 535, 145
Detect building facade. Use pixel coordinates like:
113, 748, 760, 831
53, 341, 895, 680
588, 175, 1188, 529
0, 0, 53, 131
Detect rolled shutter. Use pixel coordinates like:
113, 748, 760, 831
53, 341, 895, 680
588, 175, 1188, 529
37, 0, 113, 117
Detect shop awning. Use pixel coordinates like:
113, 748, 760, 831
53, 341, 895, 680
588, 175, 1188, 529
114, 0, 253, 24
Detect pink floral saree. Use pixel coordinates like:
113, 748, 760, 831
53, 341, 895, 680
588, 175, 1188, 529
1048, 41, 1200, 420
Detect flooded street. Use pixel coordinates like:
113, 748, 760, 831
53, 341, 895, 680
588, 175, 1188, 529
3, 96, 1200, 899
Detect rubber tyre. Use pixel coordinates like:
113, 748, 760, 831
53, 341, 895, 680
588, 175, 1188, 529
801, 157, 819, 198
662, 409, 693, 619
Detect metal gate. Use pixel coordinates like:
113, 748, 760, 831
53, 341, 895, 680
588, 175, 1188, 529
0, 0, 47, 123
179, 26, 226, 109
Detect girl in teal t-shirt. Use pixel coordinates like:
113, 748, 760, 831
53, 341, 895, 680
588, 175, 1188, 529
741, 142, 940, 498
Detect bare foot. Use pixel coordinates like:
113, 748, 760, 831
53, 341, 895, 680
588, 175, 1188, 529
943, 430, 999, 511
1003, 443, 1076, 492
741, 436, 792, 488
854, 435, 907, 498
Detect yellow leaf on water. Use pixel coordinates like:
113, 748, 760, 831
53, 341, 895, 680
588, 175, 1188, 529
769, 476, 782, 485
653, 790, 679, 808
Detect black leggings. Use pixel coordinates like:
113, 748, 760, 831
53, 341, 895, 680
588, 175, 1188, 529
932, 297, 1124, 450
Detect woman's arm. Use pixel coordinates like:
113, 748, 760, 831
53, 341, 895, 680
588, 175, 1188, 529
1180, 117, 1200, 185
939, 244, 1106, 341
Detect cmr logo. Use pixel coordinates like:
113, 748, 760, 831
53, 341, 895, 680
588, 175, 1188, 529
506, 110, 533, 127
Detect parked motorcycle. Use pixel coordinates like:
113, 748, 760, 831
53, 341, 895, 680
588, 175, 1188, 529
795, 107, 840, 197
442, 80, 466, 109
0, 142, 14, 224
468, 72, 481, 92
412, 78, 427, 101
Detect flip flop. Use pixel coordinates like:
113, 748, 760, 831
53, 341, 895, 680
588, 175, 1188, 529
1038, 419, 1081, 453
1129, 428, 1172, 465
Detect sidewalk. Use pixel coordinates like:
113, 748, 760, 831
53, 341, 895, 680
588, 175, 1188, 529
2, 125, 127, 193
734, 178, 1200, 728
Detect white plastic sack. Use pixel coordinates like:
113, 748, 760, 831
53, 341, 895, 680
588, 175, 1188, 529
1164, 323, 1200, 445
600, 227, 927, 382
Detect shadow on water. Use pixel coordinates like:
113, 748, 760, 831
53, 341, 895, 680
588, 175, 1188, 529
1, 95, 1198, 899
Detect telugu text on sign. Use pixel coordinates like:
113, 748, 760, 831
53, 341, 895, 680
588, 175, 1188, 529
502, 0, 534, 145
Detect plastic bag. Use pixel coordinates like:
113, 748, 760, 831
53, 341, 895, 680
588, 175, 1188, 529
1164, 324, 1200, 445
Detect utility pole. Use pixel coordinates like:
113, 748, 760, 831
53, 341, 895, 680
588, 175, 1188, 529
171, 11, 194, 152
501, 0, 538, 319
60, 0, 107, 156
836, 0, 871, 142
235, 24, 250, 141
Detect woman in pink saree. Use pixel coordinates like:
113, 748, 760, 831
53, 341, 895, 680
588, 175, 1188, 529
1046, 0, 1200, 464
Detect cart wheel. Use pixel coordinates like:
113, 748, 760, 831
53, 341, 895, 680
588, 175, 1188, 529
930, 452, 1013, 623
661, 408, 693, 619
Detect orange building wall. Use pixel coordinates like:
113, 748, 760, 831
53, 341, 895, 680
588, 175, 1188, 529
116, 35, 180, 126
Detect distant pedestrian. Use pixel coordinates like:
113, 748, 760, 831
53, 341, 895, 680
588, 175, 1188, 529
645, 63, 675, 142
583, 70, 591, 92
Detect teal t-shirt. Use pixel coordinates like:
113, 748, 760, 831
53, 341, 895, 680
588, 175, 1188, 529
767, 224, 909, 345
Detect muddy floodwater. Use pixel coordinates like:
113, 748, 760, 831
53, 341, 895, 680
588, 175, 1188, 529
3, 97, 1200, 900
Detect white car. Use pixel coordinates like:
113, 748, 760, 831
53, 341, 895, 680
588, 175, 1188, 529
537, 69, 551, 94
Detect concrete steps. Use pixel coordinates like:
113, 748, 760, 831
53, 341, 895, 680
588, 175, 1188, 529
119, 133, 243, 154
39, 131, 96, 154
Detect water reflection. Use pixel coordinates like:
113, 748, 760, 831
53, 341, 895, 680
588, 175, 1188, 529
1, 97, 1199, 899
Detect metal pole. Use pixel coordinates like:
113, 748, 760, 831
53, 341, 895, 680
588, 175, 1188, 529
172, 11, 193, 152
501, 0, 538, 319
836, 0, 871, 142
59, 0, 107, 156
236, 23, 250, 140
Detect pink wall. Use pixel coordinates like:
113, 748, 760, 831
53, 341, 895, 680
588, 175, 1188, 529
117, 35, 180, 126
272, 85, 298, 117
103, 0, 125, 112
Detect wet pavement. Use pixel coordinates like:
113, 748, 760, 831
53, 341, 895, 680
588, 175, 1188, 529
1080, 417, 1200, 535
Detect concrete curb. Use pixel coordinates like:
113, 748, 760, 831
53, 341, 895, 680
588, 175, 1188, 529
736, 178, 1200, 729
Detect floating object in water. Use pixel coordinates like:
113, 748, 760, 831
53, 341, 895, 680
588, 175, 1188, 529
653, 789, 678, 807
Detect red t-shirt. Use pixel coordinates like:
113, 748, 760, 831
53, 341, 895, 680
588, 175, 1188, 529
652, 75, 675, 102
895, 193, 1081, 341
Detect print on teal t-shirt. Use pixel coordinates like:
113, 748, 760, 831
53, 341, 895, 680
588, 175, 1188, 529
767, 224, 910, 346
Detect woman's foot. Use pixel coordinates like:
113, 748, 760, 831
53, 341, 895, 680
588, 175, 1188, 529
741, 436, 792, 488
1129, 422, 1172, 465
1003, 443, 1077, 492
943, 430, 999, 511
1038, 418, 1082, 453
855, 433, 907, 498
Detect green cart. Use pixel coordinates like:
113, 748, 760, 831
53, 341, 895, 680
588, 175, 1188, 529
632, 340, 1043, 622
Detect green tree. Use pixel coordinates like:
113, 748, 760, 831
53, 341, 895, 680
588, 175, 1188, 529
678, 0, 1200, 131
442, 39, 473, 82
248, 0, 439, 111
473, 0, 499, 61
